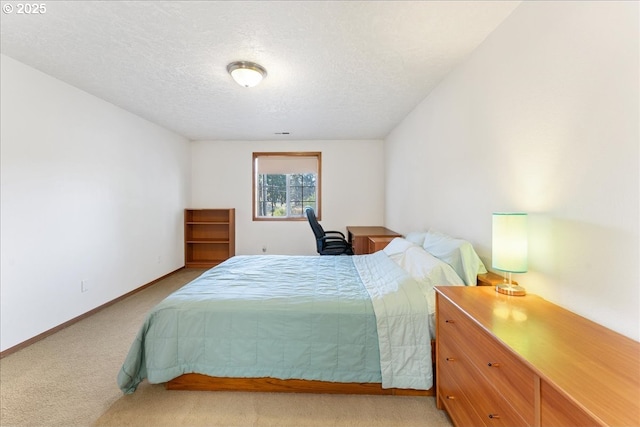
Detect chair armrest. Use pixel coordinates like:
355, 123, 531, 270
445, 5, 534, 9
324, 230, 346, 239
321, 236, 348, 244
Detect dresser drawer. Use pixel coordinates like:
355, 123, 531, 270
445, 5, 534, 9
438, 349, 488, 427
540, 381, 600, 427
438, 296, 535, 425
439, 339, 530, 427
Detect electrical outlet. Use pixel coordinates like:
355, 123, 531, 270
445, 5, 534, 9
262, 246, 267, 253
81, 280, 89, 293
157, 255, 162, 264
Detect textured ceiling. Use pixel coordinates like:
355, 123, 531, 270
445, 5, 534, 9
0, 1, 520, 141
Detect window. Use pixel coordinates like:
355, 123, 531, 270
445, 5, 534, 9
253, 152, 321, 221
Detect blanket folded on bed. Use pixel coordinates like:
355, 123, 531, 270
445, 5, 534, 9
354, 251, 433, 390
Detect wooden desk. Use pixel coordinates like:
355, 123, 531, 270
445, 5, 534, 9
368, 236, 397, 253
346, 226, 401, 255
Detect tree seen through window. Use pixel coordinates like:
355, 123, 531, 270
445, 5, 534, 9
257, 173, 317, 217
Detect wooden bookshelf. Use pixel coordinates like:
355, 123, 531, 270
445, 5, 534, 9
184, 209, 235, 268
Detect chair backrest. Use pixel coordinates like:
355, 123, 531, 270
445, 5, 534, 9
305, 207, 325, 241
305, 207, 353, 255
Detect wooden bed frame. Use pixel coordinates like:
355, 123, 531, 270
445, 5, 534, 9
164, 272, 503, 395
165, 340, 437, 395
167, 374, 432, 396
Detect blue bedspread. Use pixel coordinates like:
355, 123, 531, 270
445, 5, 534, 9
118, 253, 432, 393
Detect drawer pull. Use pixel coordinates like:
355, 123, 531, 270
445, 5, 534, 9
445, 357, 456, 362
445, 319, 455, 324
446, 395, 456, 400
488, 414, 501, 419
487, 362, 501, 368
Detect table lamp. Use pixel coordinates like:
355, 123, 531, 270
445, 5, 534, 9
492, 212, 528, 296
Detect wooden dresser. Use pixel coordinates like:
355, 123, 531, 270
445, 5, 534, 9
435, 286, 640, 427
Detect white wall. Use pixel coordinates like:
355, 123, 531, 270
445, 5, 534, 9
191, 140, 385, 255
385, 1, 639, 340
0, 55, 191, 352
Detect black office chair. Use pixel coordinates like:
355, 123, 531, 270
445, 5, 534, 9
305, 207, 354, 255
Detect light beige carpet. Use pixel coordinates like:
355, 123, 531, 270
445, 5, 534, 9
1, 268, 453, 427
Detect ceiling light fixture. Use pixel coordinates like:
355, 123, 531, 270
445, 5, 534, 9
227, 61, 267, 88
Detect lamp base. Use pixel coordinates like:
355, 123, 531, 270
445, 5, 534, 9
495, 283, 526, 296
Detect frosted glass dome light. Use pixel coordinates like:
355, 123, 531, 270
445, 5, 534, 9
227, 61, 267, 88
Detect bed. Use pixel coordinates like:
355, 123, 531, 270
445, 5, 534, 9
118, 232, 486, 396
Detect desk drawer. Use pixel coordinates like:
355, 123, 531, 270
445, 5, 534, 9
438, 296, 535, 425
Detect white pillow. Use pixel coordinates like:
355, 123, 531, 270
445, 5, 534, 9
422, 230, 487, 286
382, 237, 419, 263
404, 231, 427, 246
396, 245, 465, 315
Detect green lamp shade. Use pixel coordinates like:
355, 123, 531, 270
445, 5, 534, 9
492, 213, 528, 273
